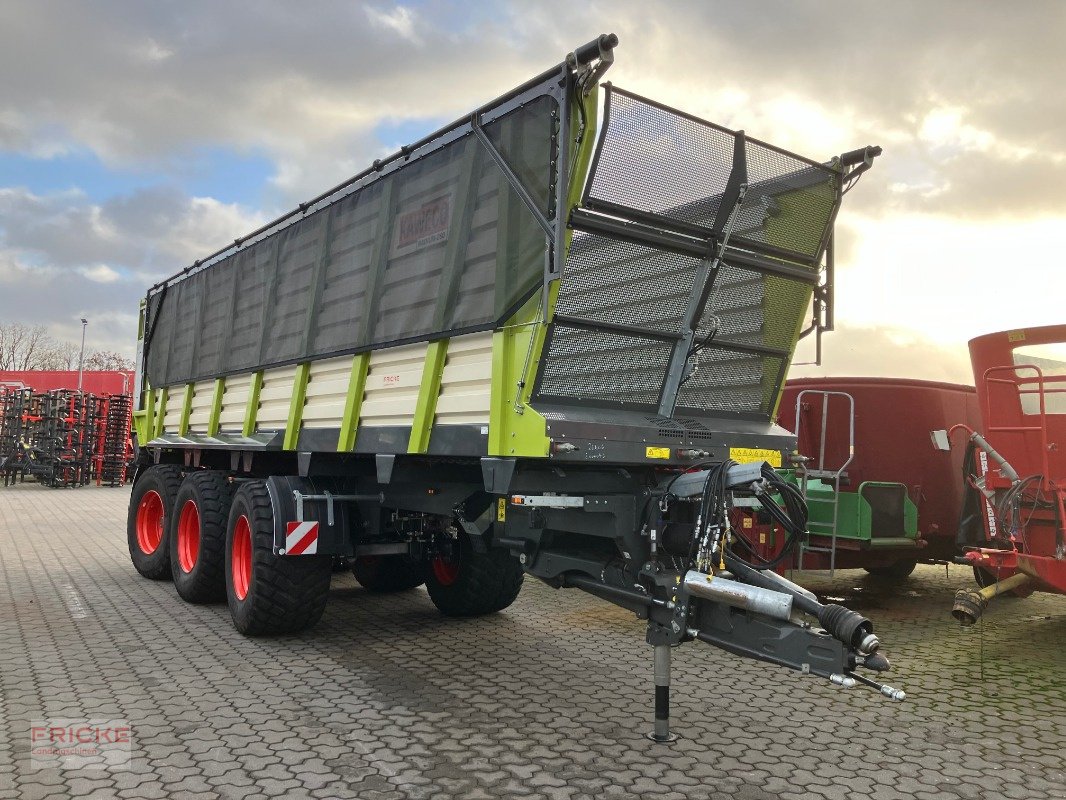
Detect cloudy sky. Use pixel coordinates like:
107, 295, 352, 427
1, 1, 1063, 382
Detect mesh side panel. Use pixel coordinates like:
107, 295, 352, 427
145, 289, 174, 386
734, 140, 836, 263
538, 325, 672, 407
587, 90, 734, 226
224, 244, 270, 374
196, 257, 235, 377
309, 187, 378, 357
587, 88, 839, 269
486, 95, 556, 214
697, 262, 811, 352
163, 274, 203, 384
556, 233, 702, 334
262, 215, 321, 364
142, 92, 556, 388
488, 172, 545, 320
676, 349, 785, 415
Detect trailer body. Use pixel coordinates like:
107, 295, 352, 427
126, 37, 898, 737
774, 378, 981, 574
950, 325, 1066, 624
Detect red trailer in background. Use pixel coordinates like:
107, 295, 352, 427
948, 325, 1066, 625
772, 378, 981, 575
0, 370, 133, 395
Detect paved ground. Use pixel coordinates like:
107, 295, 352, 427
0, 483, 1064, 800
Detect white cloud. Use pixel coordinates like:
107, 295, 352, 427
0, 186, 264, 357
134, 37, 175, 63
790, 323, 974, 385
365, 5, 420, 43
835, 212, 1066, 348
79, 264, 121, 283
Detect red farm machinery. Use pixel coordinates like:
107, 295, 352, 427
942, 325, 1066, 624
771, 378, 981, 578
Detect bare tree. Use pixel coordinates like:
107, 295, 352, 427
0, 323, 116, 371
85, 350, 134, 371
36, 341, 82, 370
0, 323, 52, 370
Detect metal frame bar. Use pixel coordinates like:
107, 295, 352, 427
154, 388, 168, 439
337, 353, 370, 451
550, 314, 681, 343
569, 209, 819, 285
242, 371, 263, 437
178, 383, 194, 437
282, 364, 310, 451
207, 378, 225, 437
407, 340, 449, 454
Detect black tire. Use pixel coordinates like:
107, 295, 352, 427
127, 464, 184, 580
425, 531, 524, 617
169, 470, 234, 603
225, 480, 333, 635
352, 555, 426, 592
863, 559, 918, 580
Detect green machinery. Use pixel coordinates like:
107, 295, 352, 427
126, 35, 900, 740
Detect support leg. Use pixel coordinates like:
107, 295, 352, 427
646, 644, 678, 743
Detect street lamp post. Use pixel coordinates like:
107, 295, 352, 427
77, 318, 88, 393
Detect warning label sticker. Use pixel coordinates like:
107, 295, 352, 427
728, 447, 783, 468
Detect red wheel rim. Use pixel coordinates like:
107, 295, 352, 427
136, 490, 165, 555
232, 515, 252, 601
176, 499, 200, 574
432, 554, 460, 586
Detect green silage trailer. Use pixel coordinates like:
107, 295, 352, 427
126, 35, 899, 739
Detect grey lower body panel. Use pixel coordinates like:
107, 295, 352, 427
146, 424, 491, 459
538, 403, 794, 467
146, 431, 283, 449
144, 407, 791, 470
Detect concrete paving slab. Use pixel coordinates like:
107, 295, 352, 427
1, 482, 1064, 799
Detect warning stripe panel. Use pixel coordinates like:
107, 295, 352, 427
284, 521, 319, 555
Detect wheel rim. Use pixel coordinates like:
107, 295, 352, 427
135, 490, 165, 555
176, 499, 200, 574
431, 554, 460, 586
232, 515, 252, 601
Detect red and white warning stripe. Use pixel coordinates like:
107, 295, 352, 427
284, 521, 320, 555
